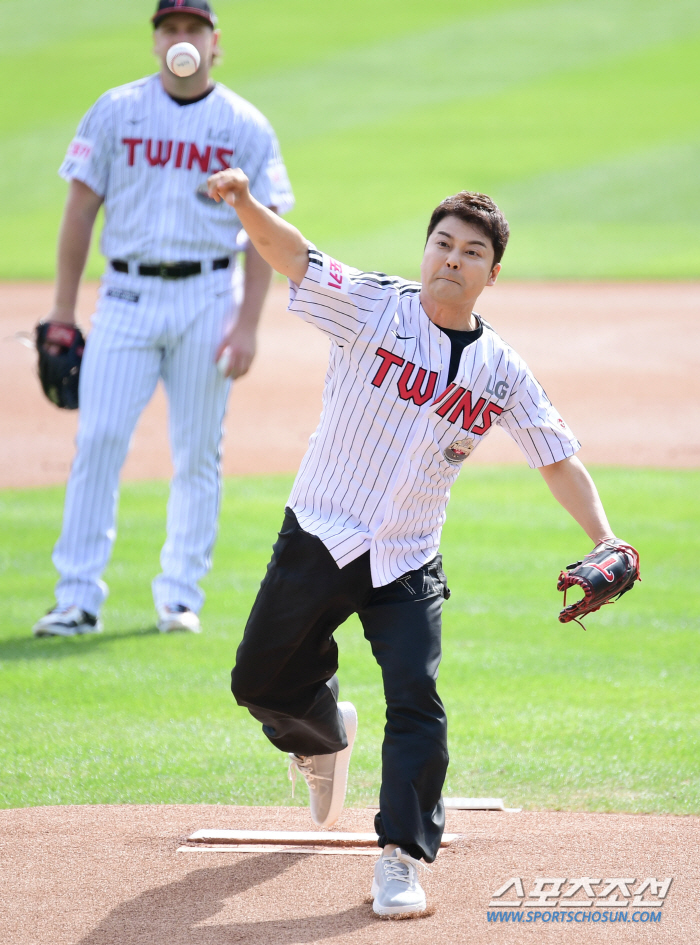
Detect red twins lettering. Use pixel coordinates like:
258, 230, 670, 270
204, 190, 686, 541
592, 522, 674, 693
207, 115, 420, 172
123, 138, 143, 166
146, 139, 172, 167
121, 138, 234, 172
215, 147, 233, 170
397, 362, 438, 406
471, 402, 504, 435
372, 348, 405, 387
187, 143, 212, 172
371, 349, 502, 431
446, 389, 487, 429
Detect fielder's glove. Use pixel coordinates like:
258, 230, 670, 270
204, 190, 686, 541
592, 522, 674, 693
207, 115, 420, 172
35, 321, 85, 410
558, 539, 641, 629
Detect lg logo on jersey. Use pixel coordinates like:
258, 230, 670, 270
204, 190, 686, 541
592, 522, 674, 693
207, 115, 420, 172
371, 347, 504, 434
121, 138, 234, 172
485, 374, 510, 400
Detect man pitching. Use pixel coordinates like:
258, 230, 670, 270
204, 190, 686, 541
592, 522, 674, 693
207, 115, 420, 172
207, 168, 629, 917
32, 0, 293, 638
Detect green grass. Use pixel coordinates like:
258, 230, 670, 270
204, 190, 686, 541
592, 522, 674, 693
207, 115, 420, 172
1, 468, 698, 813
1, 0, 699, 279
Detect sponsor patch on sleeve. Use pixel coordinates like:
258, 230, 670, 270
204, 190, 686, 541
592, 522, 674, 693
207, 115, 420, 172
65, 136, 93, 164
320, 254, 348, 293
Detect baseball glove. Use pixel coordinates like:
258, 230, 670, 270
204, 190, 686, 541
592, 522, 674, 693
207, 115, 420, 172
35, 321, 85, 410
558, 539, 640, 629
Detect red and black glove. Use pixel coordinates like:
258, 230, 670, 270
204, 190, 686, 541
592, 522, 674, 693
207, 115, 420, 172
558, 539, 641, 629
35, 321, 85, 410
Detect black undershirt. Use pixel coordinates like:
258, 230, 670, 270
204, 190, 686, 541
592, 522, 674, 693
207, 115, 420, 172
167, 84, 216, 107
440, 317, 484, 384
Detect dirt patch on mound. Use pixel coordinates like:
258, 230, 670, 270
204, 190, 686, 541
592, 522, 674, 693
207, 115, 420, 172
1, 804, 697, 944
1, 281, 698, 488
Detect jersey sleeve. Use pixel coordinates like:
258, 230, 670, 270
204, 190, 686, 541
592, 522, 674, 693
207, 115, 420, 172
288, 248, 400, 344
58, 95, 113, 197
498, 367, 581, 468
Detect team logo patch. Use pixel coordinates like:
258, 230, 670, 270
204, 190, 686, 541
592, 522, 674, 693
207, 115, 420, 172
557, 417, 567, 430
107, 288, 140, 304
444, 436, 475, 464
195, 181, 222, 205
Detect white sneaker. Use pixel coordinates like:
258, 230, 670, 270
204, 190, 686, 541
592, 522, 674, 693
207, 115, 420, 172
371, 848, 428, 917
288, 701, 357, 828
32, 606, 102, 638
156, 604, 201, 634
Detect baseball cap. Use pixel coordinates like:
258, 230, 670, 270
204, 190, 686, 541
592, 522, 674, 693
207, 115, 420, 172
152, 0, 217, 28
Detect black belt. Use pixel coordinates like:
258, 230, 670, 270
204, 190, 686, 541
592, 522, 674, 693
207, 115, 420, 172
111, 257, 230, 279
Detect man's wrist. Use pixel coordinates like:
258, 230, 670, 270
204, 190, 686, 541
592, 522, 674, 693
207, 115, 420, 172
47, 308, 77, 325
228, 319, 258, 337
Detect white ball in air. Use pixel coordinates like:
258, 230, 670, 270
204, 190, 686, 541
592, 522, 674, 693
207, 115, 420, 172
166, 42, 201, 78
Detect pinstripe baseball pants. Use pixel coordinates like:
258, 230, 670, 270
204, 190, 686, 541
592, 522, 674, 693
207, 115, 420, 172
232, 508, 450, 863
53, 266, 239, 615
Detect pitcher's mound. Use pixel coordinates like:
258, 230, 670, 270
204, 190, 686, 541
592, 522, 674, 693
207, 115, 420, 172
1, 804, 696, 944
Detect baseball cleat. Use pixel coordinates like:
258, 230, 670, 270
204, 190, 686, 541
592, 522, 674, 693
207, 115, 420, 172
288, 701, 357, 828
156, 604, 201, 634
32, 606, 102, 638
371, 848, 427, 917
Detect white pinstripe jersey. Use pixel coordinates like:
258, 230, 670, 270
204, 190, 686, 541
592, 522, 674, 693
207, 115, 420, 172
288, 249, 581, 587
59, 74, 294, 263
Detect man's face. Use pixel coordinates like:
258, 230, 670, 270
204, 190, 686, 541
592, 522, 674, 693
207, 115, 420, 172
153, 13, 219, 72
420, 215, 500, 305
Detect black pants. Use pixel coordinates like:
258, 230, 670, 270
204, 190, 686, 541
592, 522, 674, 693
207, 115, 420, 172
231, 508, 450, 862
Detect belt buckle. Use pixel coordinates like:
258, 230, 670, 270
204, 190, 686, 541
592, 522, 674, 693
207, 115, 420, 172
159, 263, 180, 279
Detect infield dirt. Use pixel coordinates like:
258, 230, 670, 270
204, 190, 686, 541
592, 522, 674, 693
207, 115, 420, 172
2, 804, 697, 944
2, 281, 699, 488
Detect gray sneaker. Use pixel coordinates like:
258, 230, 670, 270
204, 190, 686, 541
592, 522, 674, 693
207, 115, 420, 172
371, 848, 427, 916
32, 606, 102, 638
288, 701, 357, 827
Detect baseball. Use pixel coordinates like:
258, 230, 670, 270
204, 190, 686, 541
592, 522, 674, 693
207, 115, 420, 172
216, 347, 232, 377
166, 42, 201, 78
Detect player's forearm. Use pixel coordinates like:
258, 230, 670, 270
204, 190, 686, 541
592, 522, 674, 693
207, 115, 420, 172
232, 193, 308, 283
237, 243, 273, 332
539, 455, 615, 545
207, 169, 309, 284
52, 181, 103, 324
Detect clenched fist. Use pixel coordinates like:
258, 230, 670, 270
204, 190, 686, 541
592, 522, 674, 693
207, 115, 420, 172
207, 168, 250, 207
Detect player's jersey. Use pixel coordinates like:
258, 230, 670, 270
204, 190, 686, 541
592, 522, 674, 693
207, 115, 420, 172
288, 249, 581, 587
59, 74, 294, 263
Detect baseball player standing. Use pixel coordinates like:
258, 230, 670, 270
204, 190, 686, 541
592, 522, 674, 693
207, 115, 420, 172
206, 168, 635, 917
32, 1, 293, 638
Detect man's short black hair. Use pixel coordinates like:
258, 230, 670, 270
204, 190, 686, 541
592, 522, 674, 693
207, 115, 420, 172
426, 192, 510, 268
